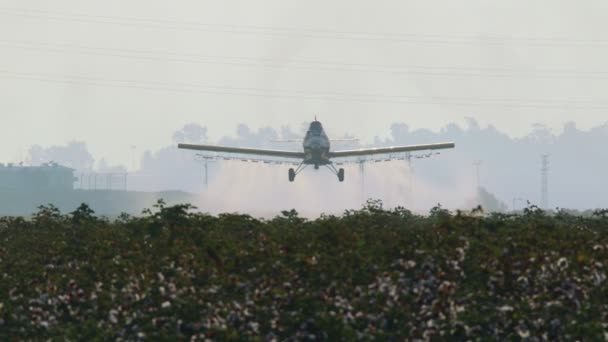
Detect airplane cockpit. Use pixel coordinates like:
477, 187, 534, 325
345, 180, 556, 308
308, 121, 323, 136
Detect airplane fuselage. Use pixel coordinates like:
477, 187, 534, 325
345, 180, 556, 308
302, 121, 331, 168
177, 119, 455, 183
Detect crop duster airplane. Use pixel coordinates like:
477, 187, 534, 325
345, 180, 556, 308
178, 120, 455, 182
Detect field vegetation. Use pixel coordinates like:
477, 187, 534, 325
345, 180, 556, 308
1, 200, 607, 340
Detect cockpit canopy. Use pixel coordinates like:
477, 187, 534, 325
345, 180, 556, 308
309, 121, 323, 135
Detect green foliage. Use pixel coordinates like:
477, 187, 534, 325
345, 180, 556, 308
0, 202, 607, 340
33, 204, 63, 226
70, 203, 96, 225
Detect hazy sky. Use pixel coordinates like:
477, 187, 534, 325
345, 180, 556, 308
2, 0, 608, 167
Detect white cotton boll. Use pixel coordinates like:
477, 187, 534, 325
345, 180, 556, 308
108, 309, 119, 324
557, 257, 569, 270
498, 305, 514, 312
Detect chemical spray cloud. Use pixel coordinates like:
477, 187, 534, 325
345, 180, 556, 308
190, 160, 474, 218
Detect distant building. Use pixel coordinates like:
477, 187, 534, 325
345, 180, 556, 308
0, 162, 76, 192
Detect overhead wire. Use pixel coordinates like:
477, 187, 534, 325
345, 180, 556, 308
1, 7, 608, 47
1, 70, 607, 110
2, 40, 608, 79
1, 8, 607, 109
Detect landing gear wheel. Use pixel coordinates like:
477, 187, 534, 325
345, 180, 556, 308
338, 168, 345, 182
288, 168, 296, 182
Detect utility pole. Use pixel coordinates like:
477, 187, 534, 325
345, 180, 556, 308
204, 159, 209, 189
196, 154, 215, 190
405, 152, 413, 204
541, 154, 549, 209
358, 159, 365, 203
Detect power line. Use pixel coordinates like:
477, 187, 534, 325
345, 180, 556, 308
2, 70, 608, 109
1, 39, 601, 74
3, 39, 608, 79
1, 7, 608, 47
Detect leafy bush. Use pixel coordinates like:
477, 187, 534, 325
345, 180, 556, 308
0, 201, 607, 340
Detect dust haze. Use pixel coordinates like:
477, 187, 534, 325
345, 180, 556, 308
2, 1, 608, 167
192, 161, 473, 218
2, 1, 608, 214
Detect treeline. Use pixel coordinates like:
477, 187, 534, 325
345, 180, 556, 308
24, 120, 608, 208
1, 201, 608, 340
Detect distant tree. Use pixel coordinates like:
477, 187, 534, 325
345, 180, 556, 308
477, 187, 508, 213
172, 123, 208, 144
96, 158, 127, 173
527, 123, 555, 143
390, 123, 410, 142
27, 141, 94, 170
236, 123, 252, 139
465, 117, 480, 131
280, 125, 301, 140
218, 124, 279, 148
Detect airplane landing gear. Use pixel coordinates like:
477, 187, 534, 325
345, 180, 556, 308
326, 164, 345, 182
290, 163, 344, 182
289, 162, 307, 182
288, 168, 296, 182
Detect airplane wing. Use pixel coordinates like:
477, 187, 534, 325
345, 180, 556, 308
329, 142, 455, 158
271, 138, 358, 142
330, 138, 359, 142
178, 143, 306, 159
